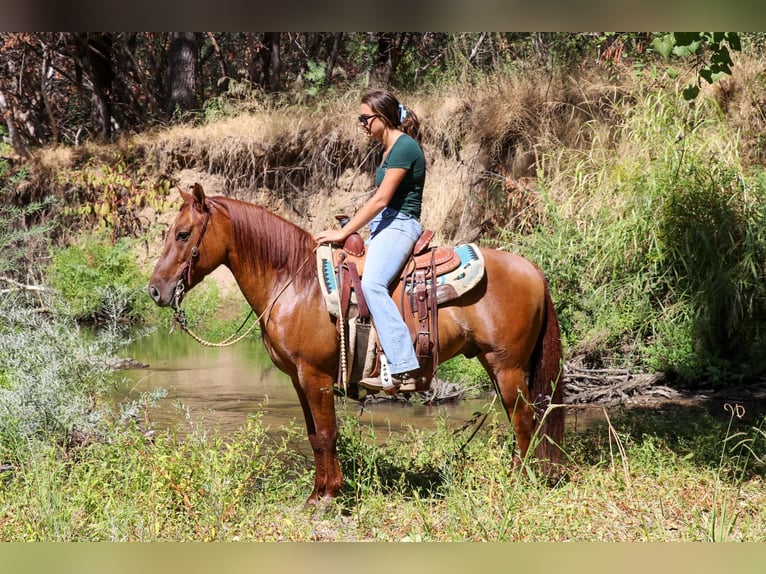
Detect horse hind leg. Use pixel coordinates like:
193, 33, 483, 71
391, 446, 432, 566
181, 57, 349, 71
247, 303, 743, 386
479, 357, 537, 466
481, 356, 565, 483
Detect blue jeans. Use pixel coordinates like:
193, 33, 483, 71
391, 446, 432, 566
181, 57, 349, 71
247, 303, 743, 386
362, 208, 423, 374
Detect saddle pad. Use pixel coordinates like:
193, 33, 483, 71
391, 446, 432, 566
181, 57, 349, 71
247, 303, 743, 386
409, 243, 485, 299
317, 244, 342, 317
316, 243, 485, 318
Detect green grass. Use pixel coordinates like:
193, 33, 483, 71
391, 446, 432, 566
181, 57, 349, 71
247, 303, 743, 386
509, 84, 766, 384
1, 406, 764, 541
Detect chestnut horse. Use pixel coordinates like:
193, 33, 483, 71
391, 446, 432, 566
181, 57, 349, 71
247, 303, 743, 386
148, 183, 565, 505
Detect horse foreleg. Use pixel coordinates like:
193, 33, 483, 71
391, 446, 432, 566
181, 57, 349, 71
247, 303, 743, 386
292, 371, 343, 506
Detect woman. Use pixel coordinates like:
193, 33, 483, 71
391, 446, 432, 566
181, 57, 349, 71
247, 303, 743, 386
314, 88, 426, 393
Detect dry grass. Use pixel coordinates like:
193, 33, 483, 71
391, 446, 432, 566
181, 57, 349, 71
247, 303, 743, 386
29, 66, 635, 245
20, 54, 766, 251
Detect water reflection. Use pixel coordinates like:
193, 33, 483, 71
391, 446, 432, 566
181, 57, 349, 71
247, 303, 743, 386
116, 330, 606, 439
115, 330, 301, 434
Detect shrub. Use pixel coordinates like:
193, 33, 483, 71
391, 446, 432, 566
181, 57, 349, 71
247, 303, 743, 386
0, 298, 117, 453
510, 86, 766, 384
46, 233, 152, 324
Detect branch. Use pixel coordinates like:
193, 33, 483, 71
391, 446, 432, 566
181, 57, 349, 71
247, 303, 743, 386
0, 277, 48, 294
467, 32, 487, 63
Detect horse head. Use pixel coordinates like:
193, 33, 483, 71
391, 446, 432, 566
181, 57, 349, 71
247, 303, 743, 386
148, 182, 226, 308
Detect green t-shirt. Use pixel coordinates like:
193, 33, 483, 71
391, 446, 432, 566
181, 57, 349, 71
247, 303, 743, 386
375, 134, 425, 219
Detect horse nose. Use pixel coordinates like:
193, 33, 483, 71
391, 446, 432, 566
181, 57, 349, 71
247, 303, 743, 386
148, 284, 161, 303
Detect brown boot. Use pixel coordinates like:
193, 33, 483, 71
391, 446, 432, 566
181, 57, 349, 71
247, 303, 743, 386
360, 371, 425, 394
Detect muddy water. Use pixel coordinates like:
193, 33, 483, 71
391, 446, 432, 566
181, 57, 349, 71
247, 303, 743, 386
115, 330, 604, 440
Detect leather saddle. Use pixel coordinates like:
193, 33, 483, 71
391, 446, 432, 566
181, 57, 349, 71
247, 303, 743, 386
331, 227, 462, 286
318, 215, 485, 393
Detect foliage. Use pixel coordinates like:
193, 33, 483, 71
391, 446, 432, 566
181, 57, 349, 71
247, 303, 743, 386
436, 356, 490, 396
5, 32, 751, 154
0, 289, 125, 463
510, 83, 766, 383
57, 156, 173, 241
0, 173, 54, 282
303, 61, 328, 98
46, 233, 152, 324
0, 175, 114, 461
1, 406, 764, 541
659, 165, 766, 366
652, 32, 741, 101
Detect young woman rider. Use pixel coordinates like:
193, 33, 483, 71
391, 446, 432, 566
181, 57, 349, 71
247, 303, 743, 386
313, 88, 426, 393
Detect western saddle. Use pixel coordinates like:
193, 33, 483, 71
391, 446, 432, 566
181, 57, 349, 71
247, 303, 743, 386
330, 215, 463, 390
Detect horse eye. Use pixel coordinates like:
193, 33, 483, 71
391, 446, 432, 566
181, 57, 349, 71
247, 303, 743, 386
176, 230, 191, 242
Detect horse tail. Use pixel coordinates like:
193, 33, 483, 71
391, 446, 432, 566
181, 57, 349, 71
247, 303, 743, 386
528, 273, 565, 476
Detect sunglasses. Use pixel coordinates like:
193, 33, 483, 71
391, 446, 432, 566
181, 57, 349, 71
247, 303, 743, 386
358, 114, 381, 125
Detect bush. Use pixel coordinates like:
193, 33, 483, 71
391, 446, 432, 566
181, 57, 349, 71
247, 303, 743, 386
510, 87, 766, 384
46, 233, 152, 324
0, 296, 118, 457
0, 186, 131, 461
0, 185, 54, 282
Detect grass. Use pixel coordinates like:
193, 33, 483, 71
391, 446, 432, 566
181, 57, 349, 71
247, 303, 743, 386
1, 404, 764, 541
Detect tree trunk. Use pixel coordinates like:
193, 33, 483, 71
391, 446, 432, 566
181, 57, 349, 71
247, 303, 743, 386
85, 33, 115, 141
265, 32, 281, 93
372, 32, 394, 85
325, 33, 343, 86
40, 44, 59, 146
0, 88, 30, 157
168, 32, 198, 116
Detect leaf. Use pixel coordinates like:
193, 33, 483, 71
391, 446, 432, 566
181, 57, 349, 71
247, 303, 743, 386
711, 45, 733, 67
673, 40, 702, 58
674, 32, 702, 46
683, 85, 700, 101
726, 32, 742, 51
651, 34, 675, 59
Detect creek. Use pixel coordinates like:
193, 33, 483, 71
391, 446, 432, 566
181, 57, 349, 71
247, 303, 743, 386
114, 330, 604, 442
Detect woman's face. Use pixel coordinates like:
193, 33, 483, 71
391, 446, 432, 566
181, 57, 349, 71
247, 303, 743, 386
358, 103, 385, 141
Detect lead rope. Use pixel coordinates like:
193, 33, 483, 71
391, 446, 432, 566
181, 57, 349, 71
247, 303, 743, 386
172, 245, 320, 348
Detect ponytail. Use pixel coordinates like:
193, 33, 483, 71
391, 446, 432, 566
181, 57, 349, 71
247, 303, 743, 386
398, 104, 421, 143
361, 89, 422, 143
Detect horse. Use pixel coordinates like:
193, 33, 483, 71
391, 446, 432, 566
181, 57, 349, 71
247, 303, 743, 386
148, 183, 565, 505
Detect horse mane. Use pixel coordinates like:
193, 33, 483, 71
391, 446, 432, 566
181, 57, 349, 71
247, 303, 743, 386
213, 196, 317, 288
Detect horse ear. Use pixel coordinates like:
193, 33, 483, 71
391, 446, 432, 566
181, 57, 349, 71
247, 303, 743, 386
192, 182, 207, 211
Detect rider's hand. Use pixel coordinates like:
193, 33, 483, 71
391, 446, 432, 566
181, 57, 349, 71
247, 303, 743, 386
313, 228, 348, 244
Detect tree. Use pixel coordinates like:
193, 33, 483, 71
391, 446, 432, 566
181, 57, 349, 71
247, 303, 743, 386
168, 32, 199, 116
72, 33, 116, 141
0, 88, 29, 157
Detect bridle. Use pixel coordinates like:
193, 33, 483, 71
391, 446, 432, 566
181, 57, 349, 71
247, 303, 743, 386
172, 201, 212, 311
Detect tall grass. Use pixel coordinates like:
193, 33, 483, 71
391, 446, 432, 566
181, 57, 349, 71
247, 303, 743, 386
2, 407, 764, 541
511, 84, 766, 383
